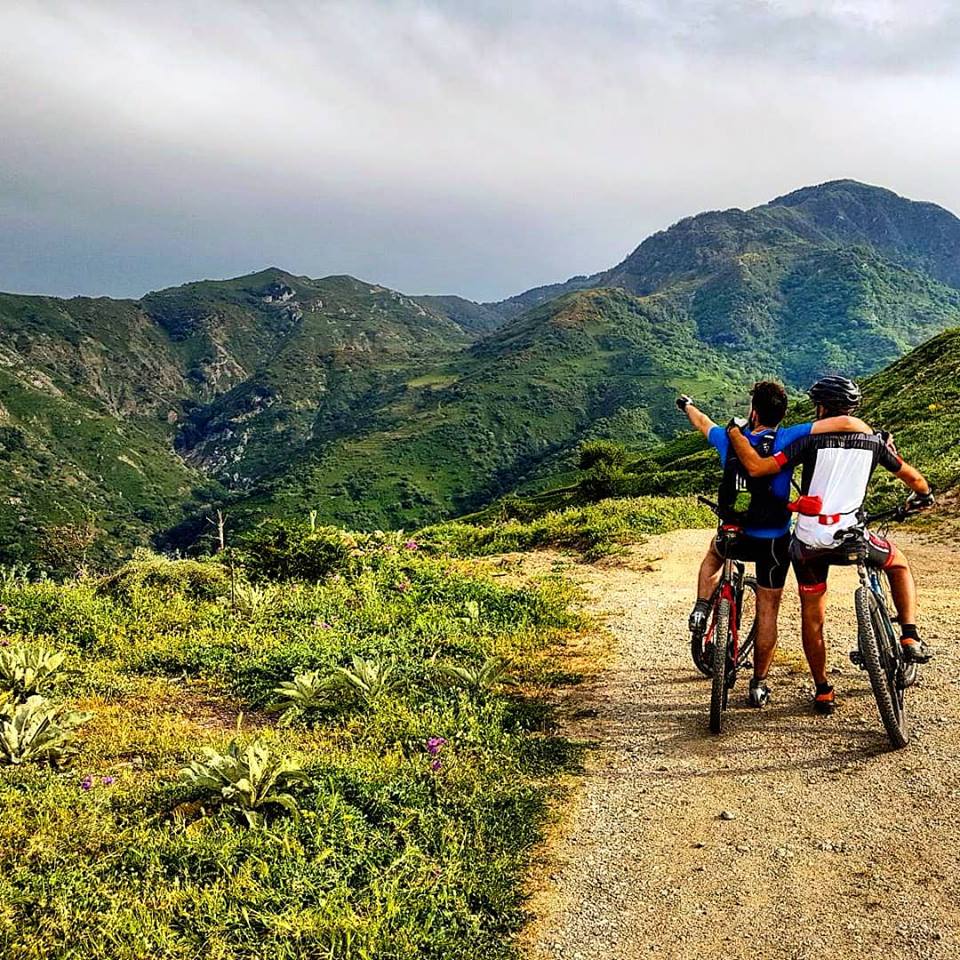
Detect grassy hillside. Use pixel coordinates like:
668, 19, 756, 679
858, 327, 960, 500
0, 271, 477, 561
0, 529, 584, 958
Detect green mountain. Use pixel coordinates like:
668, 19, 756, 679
614, 326, 960, 505
0, 270, 476, 562
2, 179, 960, 558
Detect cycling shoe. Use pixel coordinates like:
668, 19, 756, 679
748, 677, 770, 709
901, 638, 933, 664
814, 685, 835, 715
688, 598, 710, 635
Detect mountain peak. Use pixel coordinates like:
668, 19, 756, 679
767, 178, 901, 207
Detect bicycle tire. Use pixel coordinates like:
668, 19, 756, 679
709, 597, 731, 734
855, 585, 909, 749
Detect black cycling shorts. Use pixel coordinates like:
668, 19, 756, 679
790, 533, 895, 595
712, 531, 791, 590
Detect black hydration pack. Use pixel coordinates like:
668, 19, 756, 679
717, 428, 789, 530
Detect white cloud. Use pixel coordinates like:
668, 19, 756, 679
1, 0, 959, 300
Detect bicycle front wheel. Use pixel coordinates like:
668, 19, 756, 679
709, 598, 732, 735
855, 585, 909, 749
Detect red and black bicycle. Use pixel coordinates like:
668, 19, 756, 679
691, 497, 758, 734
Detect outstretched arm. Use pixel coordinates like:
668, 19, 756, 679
677, 397, 717, 440
895, 460, 931, 495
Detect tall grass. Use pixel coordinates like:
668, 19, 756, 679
419, 495, 714, 559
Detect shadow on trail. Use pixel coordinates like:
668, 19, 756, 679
591, 664, 897, 780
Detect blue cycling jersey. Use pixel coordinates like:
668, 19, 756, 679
707, 421, 813, 538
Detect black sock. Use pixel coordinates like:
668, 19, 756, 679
901, 623, 919, 641
815, 681, 833, 695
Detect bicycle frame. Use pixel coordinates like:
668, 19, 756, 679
710, 527, 754, 670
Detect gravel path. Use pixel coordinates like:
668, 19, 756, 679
522, 528, 960, 960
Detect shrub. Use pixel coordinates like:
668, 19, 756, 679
240, 519, 353, 582
98, 550, 229, 602
577, 439, 629, 470
420, 495, 714, 558
0, 695, 91, 766
179, 737, 310, 827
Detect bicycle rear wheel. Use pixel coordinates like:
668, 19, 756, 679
709, 598, 732, 734
855, 585, 909, 749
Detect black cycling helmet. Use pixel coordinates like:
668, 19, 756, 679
807, 375, 862, 411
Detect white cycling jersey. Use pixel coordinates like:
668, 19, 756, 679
772, 432, 902, 549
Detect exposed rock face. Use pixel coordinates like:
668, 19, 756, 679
260, 280, 296, 303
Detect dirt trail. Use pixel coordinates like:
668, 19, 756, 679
522, 528, 960, 960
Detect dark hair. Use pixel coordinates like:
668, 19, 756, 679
750, 380, 788, 427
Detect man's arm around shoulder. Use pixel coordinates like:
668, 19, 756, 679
726, 423, 782, 477
811, 414, 871, 434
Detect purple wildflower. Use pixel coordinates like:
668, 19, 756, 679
426, 736, 447, 756
101, 776, 116, 786
404, 540, 419, 551
430, 758, 442, 772
0, 638, 9, 648
80, 775, 93, 791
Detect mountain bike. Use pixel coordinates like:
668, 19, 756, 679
846, 504, 922, 749
692, 497, 758, 733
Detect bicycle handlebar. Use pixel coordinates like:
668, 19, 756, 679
697, 495, 720, 516
863, 506, 908, 525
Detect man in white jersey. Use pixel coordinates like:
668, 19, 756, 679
726, 375, 934, 715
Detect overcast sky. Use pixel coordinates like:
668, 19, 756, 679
2, 0, 960, 302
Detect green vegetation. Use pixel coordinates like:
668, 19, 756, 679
857, 327, 960, 503
2, 180, 960, 558
0, 529, 585, 959
420, 495, 714, 560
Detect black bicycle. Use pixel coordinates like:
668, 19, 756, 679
691, 497, 758, 733
846, 504, 922, 749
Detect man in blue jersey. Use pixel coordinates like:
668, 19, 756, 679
678, 382, 867, 707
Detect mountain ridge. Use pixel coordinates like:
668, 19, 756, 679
2, 178, 959, 560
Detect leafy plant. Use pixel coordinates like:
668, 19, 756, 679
269, 670, 337, 725
179, 737, 310, 827
0, 695, 91, 766
439, 657, 514, 694
0, 645, 66, 699
0, 563, 32, 589
233, 581, 281, 618
332, 656, 400, 705
239, 520, 353, 582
